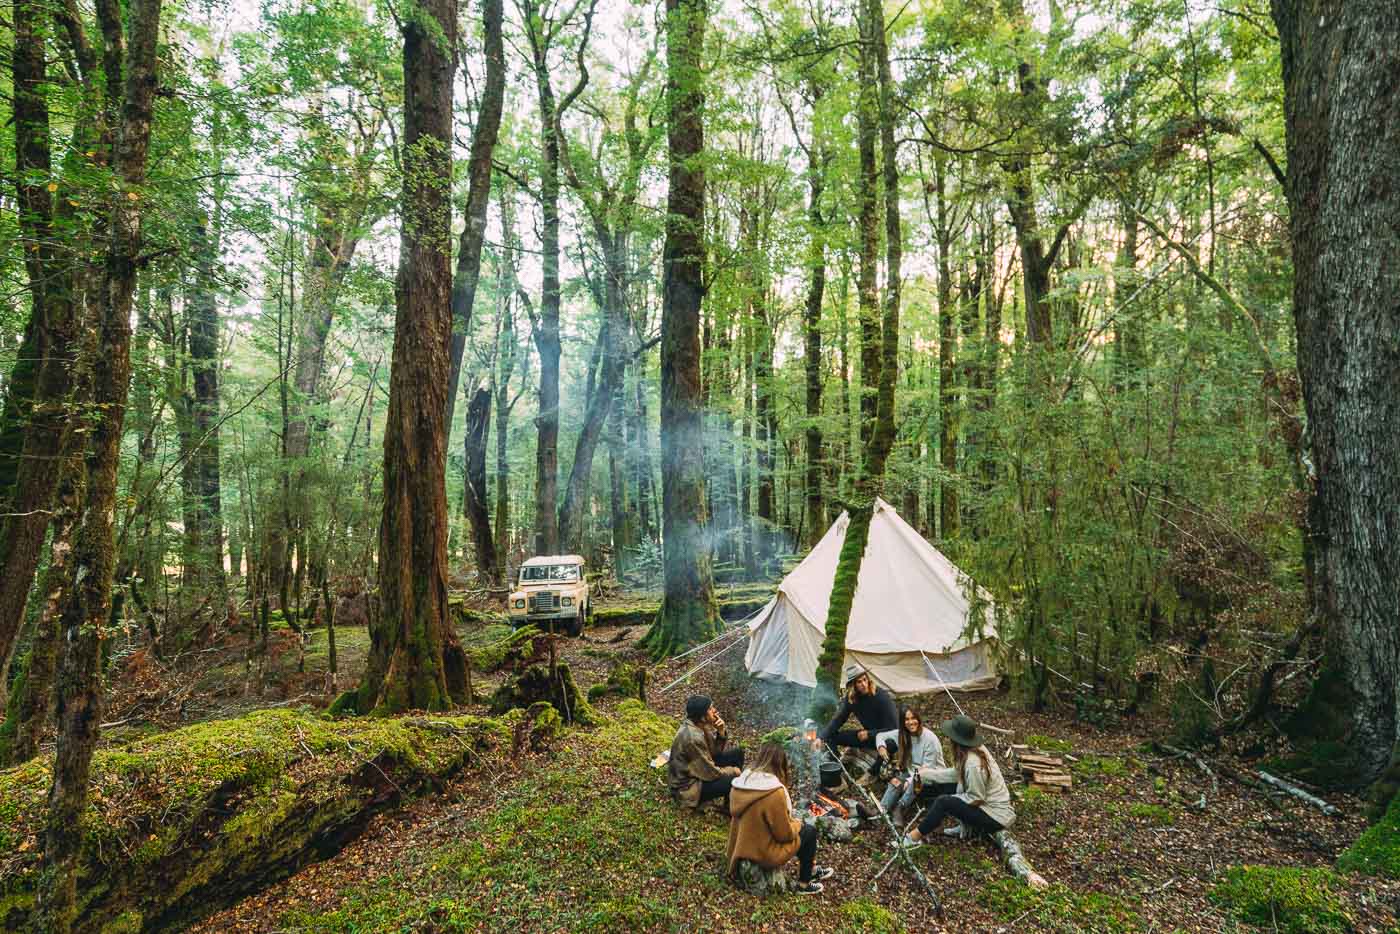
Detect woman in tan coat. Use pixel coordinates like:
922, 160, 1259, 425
726, 742, 836, 894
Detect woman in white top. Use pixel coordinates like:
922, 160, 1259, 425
901, 714, 1015, 847
876, 706, 946, 821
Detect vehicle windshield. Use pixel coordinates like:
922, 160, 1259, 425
520, 564, 580, 584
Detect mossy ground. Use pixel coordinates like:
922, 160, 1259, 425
1337, 792, 1400, 879
0, 708, 505, 931
1209, 865, 1352, 934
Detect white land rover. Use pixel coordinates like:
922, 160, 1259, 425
508, 555, 591, 636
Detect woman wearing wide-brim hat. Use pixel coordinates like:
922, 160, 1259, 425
896, 713, 1015, 849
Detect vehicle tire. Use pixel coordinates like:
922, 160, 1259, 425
570, 607, 585, 637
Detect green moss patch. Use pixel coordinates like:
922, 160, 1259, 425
1209, 865, 1351, 934
1337, 793, 1400, 879
0, 708, 505, 933
836, 897, 906, 933
979, 879, 1142, 932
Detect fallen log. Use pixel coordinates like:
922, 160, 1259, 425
1258, 770, 1341, 817
1157, 743, 1219, 797
993, 829, 1050, 890
0, 708, 506, 933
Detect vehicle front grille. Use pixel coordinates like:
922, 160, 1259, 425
530, 592, 558, 612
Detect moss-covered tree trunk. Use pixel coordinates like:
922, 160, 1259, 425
44, 0, 164, 921
1273, 0, 1400, 795
356, 0, 466, 715
643, 0, 719, 658
812, 0, 900, 703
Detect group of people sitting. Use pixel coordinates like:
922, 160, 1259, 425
666, 667, 1017, 894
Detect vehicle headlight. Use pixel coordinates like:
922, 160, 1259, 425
514, 599, 525, 609
561, 596, 573, 607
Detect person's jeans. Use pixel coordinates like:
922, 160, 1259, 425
796, 822, 818, 882
697, 747, 746, 804
823, 729, 876, 752
880, 776, 917, 814
916, 794, 1005, 837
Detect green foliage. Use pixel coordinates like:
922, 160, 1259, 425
1337, 793, 1400, 879
979, 880, 1142, 932
1209, 866, 1351, 933
1167, 682, 1216, 747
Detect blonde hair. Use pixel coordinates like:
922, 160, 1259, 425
751, 741, 793, 788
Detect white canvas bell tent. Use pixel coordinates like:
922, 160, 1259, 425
744, 498, 999, 693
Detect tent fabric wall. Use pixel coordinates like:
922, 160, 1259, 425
744, 499, 999, 693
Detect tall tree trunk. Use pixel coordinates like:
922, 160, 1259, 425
188, 215, 225, 587
521, 0, 597, 557
559, 236, 626, 552
0, 451, 82, 767
445, 0, 506, 427
814, 0, 901, 703
463, 385, 499, 584
933, 157, 958, 539
44, 0, 164, 921
803, 120, 828, 550
356, 0, 466, 714
0, 0, 104, 704
644, 0, 717, 656
1273, 0, 1400, 790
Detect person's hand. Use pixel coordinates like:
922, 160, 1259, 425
877, 745, 889, 760
713, 715, 726, 734
857, 729, 869, 742
891, 777, 905, 789
969, 798, 984, 808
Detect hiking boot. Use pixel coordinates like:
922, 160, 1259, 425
812, 866, 836, 882
943, 822, 964, 838
794, 880, 825, 895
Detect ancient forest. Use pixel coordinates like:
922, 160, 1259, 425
0, 0, 1397, 930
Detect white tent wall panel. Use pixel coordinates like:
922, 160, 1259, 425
744, 499, 999, 693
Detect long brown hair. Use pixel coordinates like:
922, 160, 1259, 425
751, 741, 793, 788
896, 705, 923, 772
953, 742, 992, 788
845, 671, 873, 705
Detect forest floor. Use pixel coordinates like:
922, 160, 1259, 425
167, 595, 1400, 934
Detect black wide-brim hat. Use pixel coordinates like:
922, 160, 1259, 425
940, 714, 986, 748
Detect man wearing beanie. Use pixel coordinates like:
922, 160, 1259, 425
668, 694, 745, 809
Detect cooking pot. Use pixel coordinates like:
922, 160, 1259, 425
819, 761, 843, 790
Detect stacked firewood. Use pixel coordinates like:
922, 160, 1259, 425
1009, 745, 1074, 791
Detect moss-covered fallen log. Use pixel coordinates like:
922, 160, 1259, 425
0, 708, 505, 933
592, 593, 772, 629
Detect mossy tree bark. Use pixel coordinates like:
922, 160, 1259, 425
812, 0, 900, 703
43, 0, 165, 922
0, 451, 84, 767
643, 0, 719, 658
1272, 0, 1400, 790
356, 0, 467, 715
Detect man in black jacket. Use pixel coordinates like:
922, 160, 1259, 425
820, 667, 898, 754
